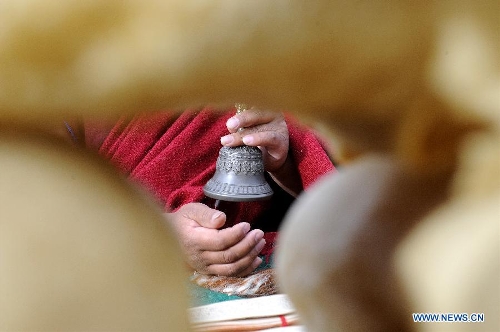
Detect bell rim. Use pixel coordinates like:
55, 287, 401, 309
203, 188, 274, 202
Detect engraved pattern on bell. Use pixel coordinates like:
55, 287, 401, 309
203, 179, 272, 197
216, 146, 265, 175
203, 146, 273, 201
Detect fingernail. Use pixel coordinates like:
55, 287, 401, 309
254, 229, 264, 241
256, 239, 266, 252
220, 135, 234, 145
254, 256, 263, 268
226, 117, 240, 130
211, 211, 223, 222
241, 222, 251, 234
242, 135, 254, 145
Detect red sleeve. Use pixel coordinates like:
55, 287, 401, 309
286, 114, 335, 190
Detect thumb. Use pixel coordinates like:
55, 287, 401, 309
183, 202, 226, 229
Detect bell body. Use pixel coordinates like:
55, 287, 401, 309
203, 145, 273, 202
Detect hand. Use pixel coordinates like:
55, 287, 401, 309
221, 108, 302, 196
220, 108, 289, 172
165, 203, 265, 277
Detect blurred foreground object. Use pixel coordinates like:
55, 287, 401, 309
0, 131, 190, 331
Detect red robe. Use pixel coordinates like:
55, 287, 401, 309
84, 107, 335, 254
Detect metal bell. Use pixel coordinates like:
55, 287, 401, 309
204, 104, 274, 202
203, 145, 274, 202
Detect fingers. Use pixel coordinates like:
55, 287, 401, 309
220, 108, 289, 172
242, 130, 288, 151
201, 230, 266, 277
221, 109, 285, 143
197, 222, 252, 251
178, 202, 226, 229
203, 229, 264, 264
170, 202, 268, 277
221, 109, 288, 149
226, 108, 280, 133
208, 254, 263, 277
222, 123, 287, 146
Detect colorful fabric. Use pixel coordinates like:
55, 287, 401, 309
189, 253, 275, 307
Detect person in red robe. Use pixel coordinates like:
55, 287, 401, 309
74, 106, 335, 277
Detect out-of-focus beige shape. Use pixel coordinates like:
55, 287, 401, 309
394, 129, 500, 332
0, 132, 190, 331
277, 156, 456, 331
0, 1, 433, 119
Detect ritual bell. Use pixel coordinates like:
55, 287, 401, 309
203, 104, 274, 202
